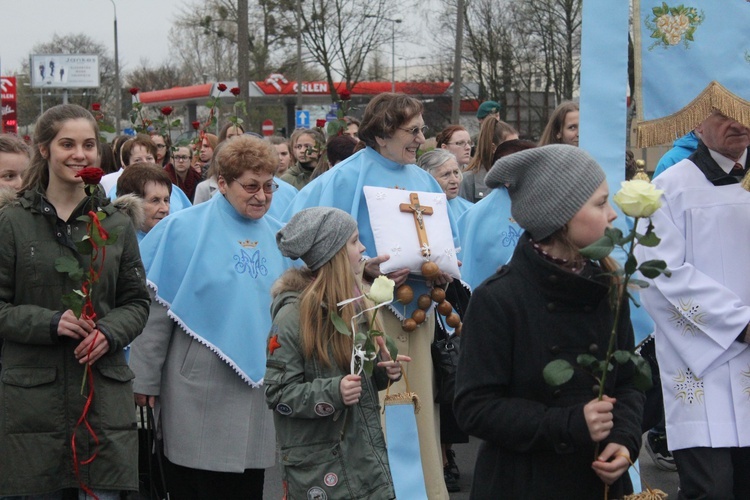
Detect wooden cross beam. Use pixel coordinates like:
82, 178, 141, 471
399, 192, 434, 258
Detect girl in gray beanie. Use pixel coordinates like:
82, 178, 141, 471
454, 144, 645, 498
266, 207, 408, 500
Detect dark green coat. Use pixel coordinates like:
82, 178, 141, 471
264, 270, 395, 500
0, 189, 150, 495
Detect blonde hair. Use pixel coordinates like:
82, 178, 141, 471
298, 247, 382, 371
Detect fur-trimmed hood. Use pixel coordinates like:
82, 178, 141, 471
271, 266, 313, 299
0, 188, 145, 233
112, 193, 145, 233
0, 187, 19, 211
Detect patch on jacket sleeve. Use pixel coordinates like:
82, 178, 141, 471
276, 403, 293, 415
324, 472, 338, 487
307, 486, 327, 499
314, 402, 335, 416
268, 333, 282, 355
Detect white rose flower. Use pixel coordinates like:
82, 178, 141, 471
613, 180, 664, 218
656, 15, 670, 31
667, 32, 682, 45
368, 275, 395, 304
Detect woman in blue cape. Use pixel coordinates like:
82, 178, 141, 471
283, 93, 455, 500
129, 136, 291, 499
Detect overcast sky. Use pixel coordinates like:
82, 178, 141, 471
0, 0, 188, 74
0, 0, 435, 81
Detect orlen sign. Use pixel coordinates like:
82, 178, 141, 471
1, 76, 18, 134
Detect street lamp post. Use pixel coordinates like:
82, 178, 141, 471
107, 0, 121, 135
366, 15, 402, 92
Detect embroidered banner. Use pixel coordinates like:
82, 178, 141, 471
634, 0, 750, 146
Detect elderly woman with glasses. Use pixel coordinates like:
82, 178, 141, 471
284, 92, 458, 500
129, 135, 290, 499
164, 145, 202, 202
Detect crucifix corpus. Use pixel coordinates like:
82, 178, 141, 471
399, 192, 433, 258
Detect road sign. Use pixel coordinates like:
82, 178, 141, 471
295, 110, 310, 128
262, 119, 274, 136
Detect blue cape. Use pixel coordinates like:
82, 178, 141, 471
456, 187, 522, 289
139, 193, 291, 386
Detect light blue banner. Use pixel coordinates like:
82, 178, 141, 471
636, 1, 750, 121
579, 0, 629, 219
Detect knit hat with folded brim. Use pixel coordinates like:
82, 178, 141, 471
277, 207, 358, 270
485, 144, 606, 240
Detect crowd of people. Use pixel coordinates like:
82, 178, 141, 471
0, 90, 749, 500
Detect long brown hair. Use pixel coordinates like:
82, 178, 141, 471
21, 104, 100, 193
465, 118, 517, 174
538, 101, 579, 146
298, 247, 382, 371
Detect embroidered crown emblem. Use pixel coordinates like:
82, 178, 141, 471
239, 240, 258, 248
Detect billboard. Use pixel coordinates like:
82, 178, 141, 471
30, 54, 100, 89
1, 76, 18, 134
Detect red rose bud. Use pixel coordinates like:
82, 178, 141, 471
230, 87, 241, 96
129, 87, 139, 95
316, 119, 326, 128
217, 83, 227, 92
339, 89, 351, 101
161, 106, 173, 116
91, 102, 101, 111
76, 167, 105, 185
192, 121, 201, 130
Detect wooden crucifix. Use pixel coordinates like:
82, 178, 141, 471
399, 192, 433, 258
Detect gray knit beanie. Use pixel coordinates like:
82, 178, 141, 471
277, 207, 358, 271
484, 144, 606, 240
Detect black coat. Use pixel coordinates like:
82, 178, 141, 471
454, 235, 644, 499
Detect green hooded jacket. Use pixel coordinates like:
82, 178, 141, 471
264, 268, 395, 500
0, 188, 150, 495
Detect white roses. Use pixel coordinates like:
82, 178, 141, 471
613, 179, 664, 218
368, 275, 395, 304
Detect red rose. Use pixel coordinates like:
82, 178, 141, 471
161, 106, 173, 116
217, 83, 227, 92
230, 87, 241, 96
76, 167, 105, 185
192, 121, 201, 130
339, 89, 351, 101
316, 118, 326, 128
129, 87, 139, 95
91, 102, 101, 111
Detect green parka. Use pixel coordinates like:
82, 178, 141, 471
0, 188, 150, 495
264, 268, 395, 500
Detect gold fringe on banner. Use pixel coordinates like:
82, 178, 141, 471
635, 81, 750, 148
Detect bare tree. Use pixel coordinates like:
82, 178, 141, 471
127, 60, 191, 91
277, 0, 396, 99
169, 2, 240, 83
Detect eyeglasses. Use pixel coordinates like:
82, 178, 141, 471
236, 180, 279, 194
398, 125, 428, 137
173, 155, 190, 161
447, 140, 473, 148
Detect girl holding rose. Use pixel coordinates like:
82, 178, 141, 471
266, 207, 409, 500
454, 145, 644, 498
0, 104, 150, 497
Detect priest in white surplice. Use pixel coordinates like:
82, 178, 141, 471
636, 109, 750, 498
